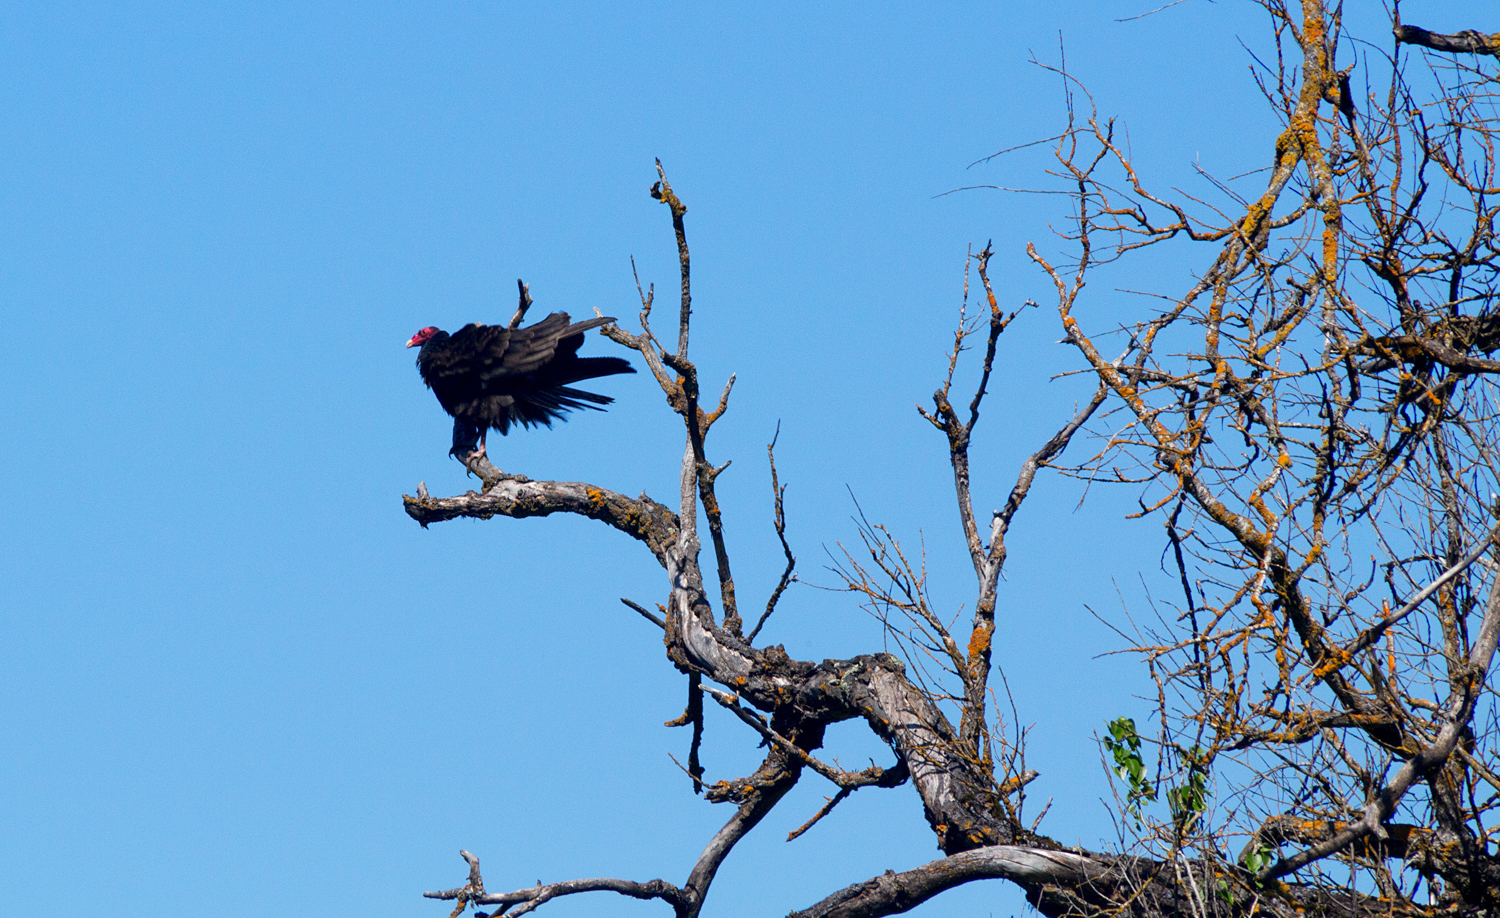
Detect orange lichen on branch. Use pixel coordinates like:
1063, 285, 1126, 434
966, 622, 994, 666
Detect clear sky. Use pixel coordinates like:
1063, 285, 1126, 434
0, 2, 1464, 916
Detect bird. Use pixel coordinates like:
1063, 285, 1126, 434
406, 312, 635, 460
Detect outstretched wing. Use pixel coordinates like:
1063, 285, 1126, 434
475, 312, 574, 382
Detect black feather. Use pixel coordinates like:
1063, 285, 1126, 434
412, 312, 635, 455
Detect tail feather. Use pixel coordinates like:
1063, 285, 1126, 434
548, 386, 615, 407
548, 355, 635, 385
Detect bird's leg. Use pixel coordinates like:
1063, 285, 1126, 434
470, 430, 488, 460
460, 431, 506, 490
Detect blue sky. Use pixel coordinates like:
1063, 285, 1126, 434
0, 2, 1460, 916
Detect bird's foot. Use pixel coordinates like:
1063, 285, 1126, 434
458, 448, 505, 489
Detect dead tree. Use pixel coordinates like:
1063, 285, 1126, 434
407, 3, 1500, 914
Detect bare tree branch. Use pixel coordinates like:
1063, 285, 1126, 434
788, 846, 1108, 918
1394, 23, 1500, 58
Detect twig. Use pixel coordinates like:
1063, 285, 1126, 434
787, 788, 853, 841
663, 671, 706, 794
1334, 523, 1500, 664
508, 278, 533, 329
650, 158, 691, 360
749, 423, 796, 644
621, 597, 666, 630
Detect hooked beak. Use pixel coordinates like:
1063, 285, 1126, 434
405, 336, 419, 348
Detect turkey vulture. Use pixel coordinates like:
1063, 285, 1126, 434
406, 312, 634, 459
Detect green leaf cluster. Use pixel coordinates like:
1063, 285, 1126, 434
1103, 717, 1157, 821
1104, 720, 1214, 836
1167, 746, 1209, 835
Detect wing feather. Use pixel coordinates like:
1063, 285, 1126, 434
415, 312, 633, 439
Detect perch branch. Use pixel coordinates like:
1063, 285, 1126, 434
402, 477, 679, 565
